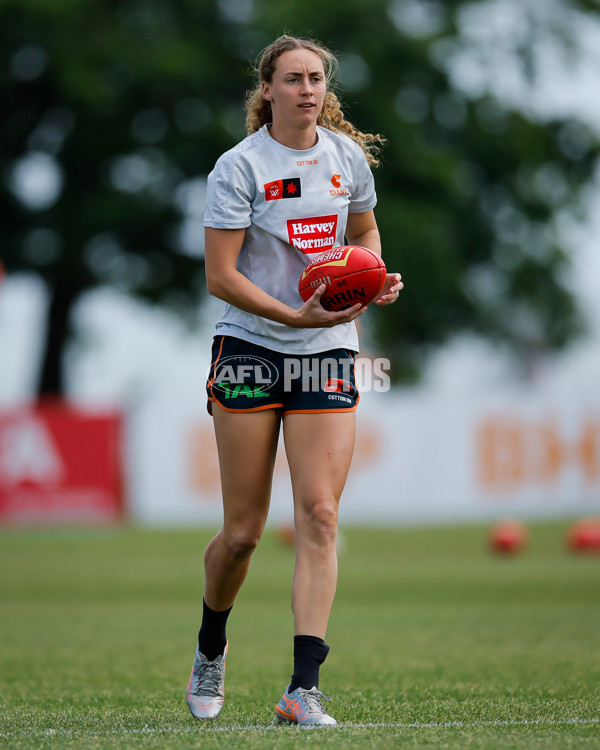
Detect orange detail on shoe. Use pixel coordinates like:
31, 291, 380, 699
276, 696, 311, 722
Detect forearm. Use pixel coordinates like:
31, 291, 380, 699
208, 267, 301, 327
204, 226, 366, 330
346, 227, 381, 256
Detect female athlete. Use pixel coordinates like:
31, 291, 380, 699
186, 34, 403, 726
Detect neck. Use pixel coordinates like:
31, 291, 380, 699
268, 122, 318, 150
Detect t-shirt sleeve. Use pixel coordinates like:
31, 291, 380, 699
204, 152, 254, 229
348, 146, 377, 214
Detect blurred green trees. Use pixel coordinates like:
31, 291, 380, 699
1, 0, 598, 395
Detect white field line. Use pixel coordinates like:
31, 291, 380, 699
0, 716, 598, 738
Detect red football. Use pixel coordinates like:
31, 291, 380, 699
567, 517, 600, 554
489, 519, 528, 555
298, 245, 386, 311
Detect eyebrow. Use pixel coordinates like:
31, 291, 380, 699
283, 70, 324, 77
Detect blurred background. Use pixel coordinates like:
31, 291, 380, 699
1, 0, 600, 528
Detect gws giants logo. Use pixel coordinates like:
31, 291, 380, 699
330, 174, 350, 197
287, 214, 338, 255
323, 378, 355, 395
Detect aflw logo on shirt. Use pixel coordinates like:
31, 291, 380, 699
264, 177, 301, 201
287, 214, 338, 253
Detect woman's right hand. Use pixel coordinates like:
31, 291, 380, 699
290, 284, 367, 328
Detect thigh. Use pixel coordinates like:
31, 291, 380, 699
213, 406, 281, 528
282, 411, 356, 507
282, 348, 359, 416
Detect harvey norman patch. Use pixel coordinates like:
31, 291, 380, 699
286, 214, 338, 255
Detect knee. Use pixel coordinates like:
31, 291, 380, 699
300, 498, 338, 547
221, 528, 261, 560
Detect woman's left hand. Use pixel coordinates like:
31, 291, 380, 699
375, 272, 403, 306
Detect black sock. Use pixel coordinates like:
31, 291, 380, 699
198, 599, 232, 661
289, 635, 330, 692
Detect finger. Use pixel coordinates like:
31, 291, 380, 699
335, 304, 365, 325
375, 293, 399, 306
331, 302, 363, 320
304, 283, 326, 308
348, 303, 367, 319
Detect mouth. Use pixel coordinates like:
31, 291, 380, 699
298, 103, 316, 109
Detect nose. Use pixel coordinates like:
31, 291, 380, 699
300, 75, 314, 96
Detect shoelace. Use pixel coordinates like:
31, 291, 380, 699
302, 688, 332, 714
192, 659, 224, 696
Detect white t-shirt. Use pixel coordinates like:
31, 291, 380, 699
203, 124, 377, 354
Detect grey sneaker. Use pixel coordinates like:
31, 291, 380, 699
186, 642, 227, 720
275, 685, 337, 726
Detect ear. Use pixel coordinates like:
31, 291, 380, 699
261, 81, 273, 101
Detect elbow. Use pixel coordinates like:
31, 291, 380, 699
206, 270, 228, 299
206, 275, 221, 298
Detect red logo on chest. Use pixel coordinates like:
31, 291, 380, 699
264, 177, 302, 201
287, 215, 338, 255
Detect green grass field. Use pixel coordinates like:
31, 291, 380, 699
1, 522, 599, 749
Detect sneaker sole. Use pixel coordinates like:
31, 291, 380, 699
274, 705, 336, 727
187, 696, 224, 720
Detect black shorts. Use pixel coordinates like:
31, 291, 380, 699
206, 336, 359, 415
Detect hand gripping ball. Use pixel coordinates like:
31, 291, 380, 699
298, 245, 386, 311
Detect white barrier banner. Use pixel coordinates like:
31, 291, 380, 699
127, 387, 600, 526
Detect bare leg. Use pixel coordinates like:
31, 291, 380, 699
203, 407, 281, 611
283, 411, 356, 638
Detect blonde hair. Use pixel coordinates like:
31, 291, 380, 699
245, 34, 385, 168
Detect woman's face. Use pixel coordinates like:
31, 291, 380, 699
262, 48, 326, 135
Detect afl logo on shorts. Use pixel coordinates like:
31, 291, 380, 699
212, 355, 279, 395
